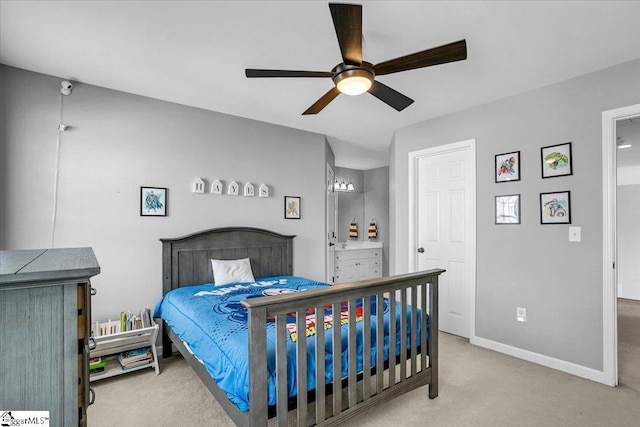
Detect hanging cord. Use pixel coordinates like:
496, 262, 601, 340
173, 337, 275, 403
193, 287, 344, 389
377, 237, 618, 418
51, 92, 64, 248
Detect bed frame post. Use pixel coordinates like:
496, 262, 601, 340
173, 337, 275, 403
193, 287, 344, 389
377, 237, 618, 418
428, 275, 439, 399
161, 240, 173, 358
247, 306, 268, 426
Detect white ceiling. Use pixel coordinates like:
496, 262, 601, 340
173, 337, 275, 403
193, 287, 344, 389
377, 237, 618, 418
2, 1, 640, 169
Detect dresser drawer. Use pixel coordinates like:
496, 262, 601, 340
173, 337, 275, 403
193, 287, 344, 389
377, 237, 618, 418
335, 250, 370, 262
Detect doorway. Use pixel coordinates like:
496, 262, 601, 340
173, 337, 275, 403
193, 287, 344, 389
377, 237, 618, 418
326, 164, 337, 283
408, 139, 476, 338
615, 115, 640, 391
602, 103, 640, 386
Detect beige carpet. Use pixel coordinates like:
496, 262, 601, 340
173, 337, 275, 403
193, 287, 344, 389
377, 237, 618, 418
89, 330, 640, 427
618, 298, 640, 392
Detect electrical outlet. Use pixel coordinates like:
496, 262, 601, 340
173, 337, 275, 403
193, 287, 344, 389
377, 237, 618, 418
516, 307, 526, 323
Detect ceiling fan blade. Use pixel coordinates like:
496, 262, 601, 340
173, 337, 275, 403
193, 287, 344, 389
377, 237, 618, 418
368, 80, 414, 111
373, 39, 467, 76
302, 87, 341, 115
246, 69, 333, 78
329, 3, 362, 66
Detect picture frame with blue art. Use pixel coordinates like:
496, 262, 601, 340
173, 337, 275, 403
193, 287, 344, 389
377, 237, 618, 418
140, 186, 167, 216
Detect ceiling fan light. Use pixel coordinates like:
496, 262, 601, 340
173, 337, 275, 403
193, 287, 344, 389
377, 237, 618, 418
334, 69, 373, 96
337, 76, 372, 95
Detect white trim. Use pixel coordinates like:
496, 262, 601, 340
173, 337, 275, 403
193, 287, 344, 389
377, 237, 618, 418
326, 163, 336, 283
602, 103, 640, 387
408, 139, 477, 340
471, 336, 606, 384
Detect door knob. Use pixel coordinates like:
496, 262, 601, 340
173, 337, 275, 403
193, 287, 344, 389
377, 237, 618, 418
329, 242, 335, 247
417, 247, 425, 253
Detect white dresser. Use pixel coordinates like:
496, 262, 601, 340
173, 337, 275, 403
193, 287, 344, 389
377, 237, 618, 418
334, 243, 382, 284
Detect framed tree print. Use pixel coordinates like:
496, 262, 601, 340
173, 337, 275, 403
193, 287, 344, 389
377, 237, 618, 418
541, 142, 572, 178
495, 151, 521, 183
140, 186, 167, 216
540, 191, 571, 224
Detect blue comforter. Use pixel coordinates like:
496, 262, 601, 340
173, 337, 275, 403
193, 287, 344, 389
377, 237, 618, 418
154, 276, 425, 412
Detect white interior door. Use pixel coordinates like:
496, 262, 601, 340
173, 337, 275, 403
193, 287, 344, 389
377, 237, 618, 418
414, 140, 475, 338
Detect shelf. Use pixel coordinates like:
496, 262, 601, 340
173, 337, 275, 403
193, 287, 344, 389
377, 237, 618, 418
89, 323, 159, 382
89, 355, 155, 381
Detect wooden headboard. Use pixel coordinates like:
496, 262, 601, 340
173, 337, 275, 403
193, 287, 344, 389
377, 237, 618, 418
160, 227, 295, 294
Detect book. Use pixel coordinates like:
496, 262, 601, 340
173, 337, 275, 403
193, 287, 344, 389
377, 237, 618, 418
118, 347, 152, 366
121, 359, 153, 370
89, 356, 107, 370
90, 366, 105, 375
120, 311, 126, 333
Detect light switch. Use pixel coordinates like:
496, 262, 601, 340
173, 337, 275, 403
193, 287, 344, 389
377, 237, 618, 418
569, 226, 581, 242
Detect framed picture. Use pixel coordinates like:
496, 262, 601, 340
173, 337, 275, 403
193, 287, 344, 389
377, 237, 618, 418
495, 151, 521, 183
540, 191, 571, 224
541, 142, 572, 178
140, 186, 167, 216
284, 196, 300, 219
495, 194, 521, 224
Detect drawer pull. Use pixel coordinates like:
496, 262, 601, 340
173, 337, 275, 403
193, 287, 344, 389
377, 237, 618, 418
88, 388, 96, 406
91, 287, 97, 296
88, 337, 97, 351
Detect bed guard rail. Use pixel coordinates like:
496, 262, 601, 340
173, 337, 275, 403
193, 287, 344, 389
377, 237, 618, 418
241, 268, 445, 427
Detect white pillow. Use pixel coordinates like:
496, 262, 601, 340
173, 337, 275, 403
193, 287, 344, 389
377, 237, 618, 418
210, 258, 255, 286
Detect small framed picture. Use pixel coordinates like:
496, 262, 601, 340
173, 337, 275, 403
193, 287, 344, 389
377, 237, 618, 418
540, 191, 571, 224
141, 186, 167, 216
284, 196, 301, 219
541, 142, 572, 178
495, 151, 521, 183
495, 194, 521, 224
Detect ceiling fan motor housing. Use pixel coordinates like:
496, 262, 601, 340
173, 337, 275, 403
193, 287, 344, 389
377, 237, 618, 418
332, 62, 374, 95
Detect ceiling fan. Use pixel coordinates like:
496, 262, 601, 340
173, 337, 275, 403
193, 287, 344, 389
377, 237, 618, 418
245, 2, 467, 115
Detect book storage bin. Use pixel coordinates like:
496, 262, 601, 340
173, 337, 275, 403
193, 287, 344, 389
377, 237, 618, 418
89, 323, 160, 381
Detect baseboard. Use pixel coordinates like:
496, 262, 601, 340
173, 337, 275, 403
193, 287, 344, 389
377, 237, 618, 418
470, 336, 608, 385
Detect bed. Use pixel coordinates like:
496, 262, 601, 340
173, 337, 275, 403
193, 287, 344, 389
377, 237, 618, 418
156, 227, 444, 426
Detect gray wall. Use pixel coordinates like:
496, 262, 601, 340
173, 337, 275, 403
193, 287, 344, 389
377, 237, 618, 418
335, 166, 390, 276
335, 167, 364, 242
364, 167, 390, 277
391, 58, 640, 371
1, 65, 328, 322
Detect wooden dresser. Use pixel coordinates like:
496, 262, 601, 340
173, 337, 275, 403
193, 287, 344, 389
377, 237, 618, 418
0, 248, 100, 426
